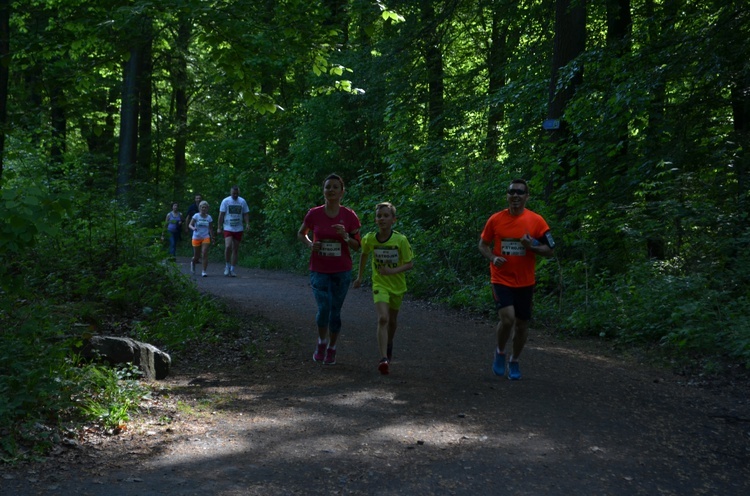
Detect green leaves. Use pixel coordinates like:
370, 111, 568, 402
375, 1, 404, 23
0, 186, 72, 288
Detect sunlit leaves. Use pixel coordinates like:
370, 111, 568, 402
375, 1, 405, 23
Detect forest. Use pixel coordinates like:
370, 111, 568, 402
1, 0, 748, 458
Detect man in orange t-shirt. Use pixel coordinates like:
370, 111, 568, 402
478, 179, 555, 380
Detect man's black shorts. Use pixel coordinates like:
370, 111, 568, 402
492, 284, 535, 321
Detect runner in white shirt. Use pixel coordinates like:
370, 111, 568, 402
217, 185, 250, 277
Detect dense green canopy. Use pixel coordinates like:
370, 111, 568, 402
1, 0, 748, 365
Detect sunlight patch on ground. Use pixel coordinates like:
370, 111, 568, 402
529, 345, 622, 365
326, 388, 406, 407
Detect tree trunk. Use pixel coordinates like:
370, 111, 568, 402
422, 0, 445, 180
117, 47, 140, 200
49, 81, 66, 169
323, 0, 349, 44
137, 29, 153, 184
172, 16, 190, 202
644, 0, 677, 259
606, 0, 631, 164
0, 0, 8, 180
546, 0, 587, 198
485, 8, 506, 161
485, 4, 521, 160
731, 66, 750, 221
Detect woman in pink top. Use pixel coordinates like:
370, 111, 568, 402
297, 174, 361, 365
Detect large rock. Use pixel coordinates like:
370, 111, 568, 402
81, 336, 171, 380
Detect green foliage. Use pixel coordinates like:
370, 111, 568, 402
557, 255, 750, 368
75, 363, 149, 430
0, 184, 73, 290
2, 0, 749, 459
0, 191, 239, 460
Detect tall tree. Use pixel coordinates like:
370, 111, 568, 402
49, 79, 66, 169
117, 13, 152, 201
422, 0, 445, 180
171, 13, 191, 201
117, 45, 140, 199
725, 5, 750, 219
0, 0, 8, 180
546, 0, 586, 198
484, 2, 521, 160
605, 0, 631, 163
137, 22, 153, 184
423, 2, 444, 145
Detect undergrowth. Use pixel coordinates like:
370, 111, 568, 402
0, 188, 238, 462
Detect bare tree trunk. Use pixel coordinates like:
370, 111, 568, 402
422, 0, 444, 181
731, 62, 750, 222
606, 0, 631, 164
172, 15, 190, 202
644, 0, 677, 259
138, 29, 153, 184
485, 4, 520, 160
546, 0, 587, 199
323, 0, 349, 43
0, 0, 8, 180
117, 47, 140, 200
49, 82, 66, 168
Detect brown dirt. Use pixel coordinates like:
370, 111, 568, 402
2, 259, 750, 495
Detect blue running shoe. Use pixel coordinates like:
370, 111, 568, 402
492, 352, 506, 377
508, 361, 522, 380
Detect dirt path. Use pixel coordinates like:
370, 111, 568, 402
3, 259, 750, 495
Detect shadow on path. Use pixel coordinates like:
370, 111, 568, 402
3, 259, 749, 495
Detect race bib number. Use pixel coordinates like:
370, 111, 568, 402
319, 240, 342, 257
374, 247, 399, 268
501, 238, 526, 257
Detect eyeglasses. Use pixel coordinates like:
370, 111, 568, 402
507, 188, 527, 196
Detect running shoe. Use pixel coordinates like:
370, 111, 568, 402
313, 342, 327, 362
492, 351, 506, 377
229, 269, 237, 277
508, 361, 522, 380
201, 271, 207, 277
378, 358, 390, 375
224, 266, 230, 276
324, 348, 337, 365
190, 260, 195, 274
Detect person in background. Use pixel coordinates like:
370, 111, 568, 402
189, 200, 214, 277
217, 186, 250, 277
184, 194, 202, 236
297, 174, 361, 366
354, 202, 414, 375
477, 179, 555, 380
163, 202, 182, 258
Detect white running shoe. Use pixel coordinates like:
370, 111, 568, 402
224, 266, 230, 276
202, 271, 207, 277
